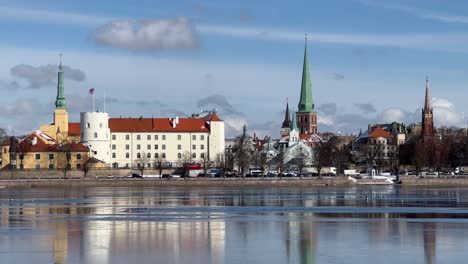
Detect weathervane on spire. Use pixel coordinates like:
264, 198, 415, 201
59, 53, 63, 70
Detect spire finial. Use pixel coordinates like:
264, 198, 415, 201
59, 53, 63, 70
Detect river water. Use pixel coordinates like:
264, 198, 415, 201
1, 186, 468, 264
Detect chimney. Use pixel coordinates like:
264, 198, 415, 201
32, 137, 37, 146
368, 124, 371, 131
175, 116, 179, 124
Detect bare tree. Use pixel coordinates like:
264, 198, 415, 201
294, 149, 308, 178
17, 143, 27, 170
374, 142, 386, 173
234, 134, 254, 177
56, 144, 72, 179
134, 152, 151, 177
178, 151, 192, 179
153, 155, 166, 178
274, 150, 287, 179
214, 153, 226, 178
361, 140, 378, 171
314, 139, 334, 177
413, 139, 426, 176
201, 152, 211, 176
82, 158, 91, 178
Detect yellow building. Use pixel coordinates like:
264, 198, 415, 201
1, 131, 89, 170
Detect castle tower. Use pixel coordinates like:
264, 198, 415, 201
80, 112, 110, 163
421, 77, 434, 142
296, 36, 317, 134
280, 99, 292, 137
40, 59, 69, 141
206, 112, 225, 161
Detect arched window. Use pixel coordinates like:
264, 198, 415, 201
94, 132, 97, 138
178, 153, 181, 159
100, 123, 103, 128
137, 153, 141, 158
192, 153, 196, 159
87, 123, 90, 128
147, 153, 151, 158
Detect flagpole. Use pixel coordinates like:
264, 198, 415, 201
93, 92, 95, 112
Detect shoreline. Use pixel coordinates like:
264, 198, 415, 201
2, 177, 468, 188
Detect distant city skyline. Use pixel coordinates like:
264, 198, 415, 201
0, 0, 467, 137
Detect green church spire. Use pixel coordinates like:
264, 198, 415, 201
291, 110, 298, 130
297, 35, 314, 113
55, 55, 67, 109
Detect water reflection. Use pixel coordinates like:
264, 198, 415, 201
0, 186, 468, 263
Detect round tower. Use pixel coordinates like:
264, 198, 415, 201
80, 112, 110, 163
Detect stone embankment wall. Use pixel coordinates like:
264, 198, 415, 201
0, 169, 174, 179
0, 177, 351, 188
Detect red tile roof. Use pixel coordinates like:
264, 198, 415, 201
68, 123, 81, 136
202, 112, 223, 122
109, 118, 210, 133
369, 126, 393, 139
6, 133, 88, 153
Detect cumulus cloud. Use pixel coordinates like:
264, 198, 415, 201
355, 103, 376, 114
0, 98, 51, 134
0, 80, 20, 91
197, 94, 242, 115
318, 103, 337, 115
10, 64, 86, 89
379, 108, 409, 123
92, 17, 198, 51
431, 97, 464, 127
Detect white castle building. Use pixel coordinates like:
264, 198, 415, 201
80, 111, 225, 168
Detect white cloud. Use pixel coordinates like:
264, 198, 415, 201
355, 0, 468, 24
432, 97, 464, 127
0, 6, 110, 26
318, 115, 334, 126
10, 64, 86, 89
1, 6, 468, 53
199, 24, 468, 53
380, 108, 408, 123
92, 18, 199, 51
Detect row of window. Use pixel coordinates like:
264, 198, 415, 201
34, 153, 82, 160
111, 152, 205, 159
111, 144, 205, 151
112, 134, 206, 141
35, 163, 82, 169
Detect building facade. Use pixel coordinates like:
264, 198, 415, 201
79, 112, 225, 168
1, 131, 89, 170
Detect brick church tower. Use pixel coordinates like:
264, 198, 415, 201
296, 36, 317, 134
421, 77, 435, 142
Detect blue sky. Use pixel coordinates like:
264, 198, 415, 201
0, 0, 468, 137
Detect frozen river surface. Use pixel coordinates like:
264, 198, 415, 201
1, 186, 468, 264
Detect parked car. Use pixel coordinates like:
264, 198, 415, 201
131, 173, 142, 178
161, 174, 172, 179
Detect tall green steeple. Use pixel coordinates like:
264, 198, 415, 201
55, 58, 67, 109
297, 35, 314, 113
291, 110, 298, 130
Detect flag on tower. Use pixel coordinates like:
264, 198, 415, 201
89, 88, 95, 95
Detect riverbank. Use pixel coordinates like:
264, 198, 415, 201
2, 176, 468, 188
